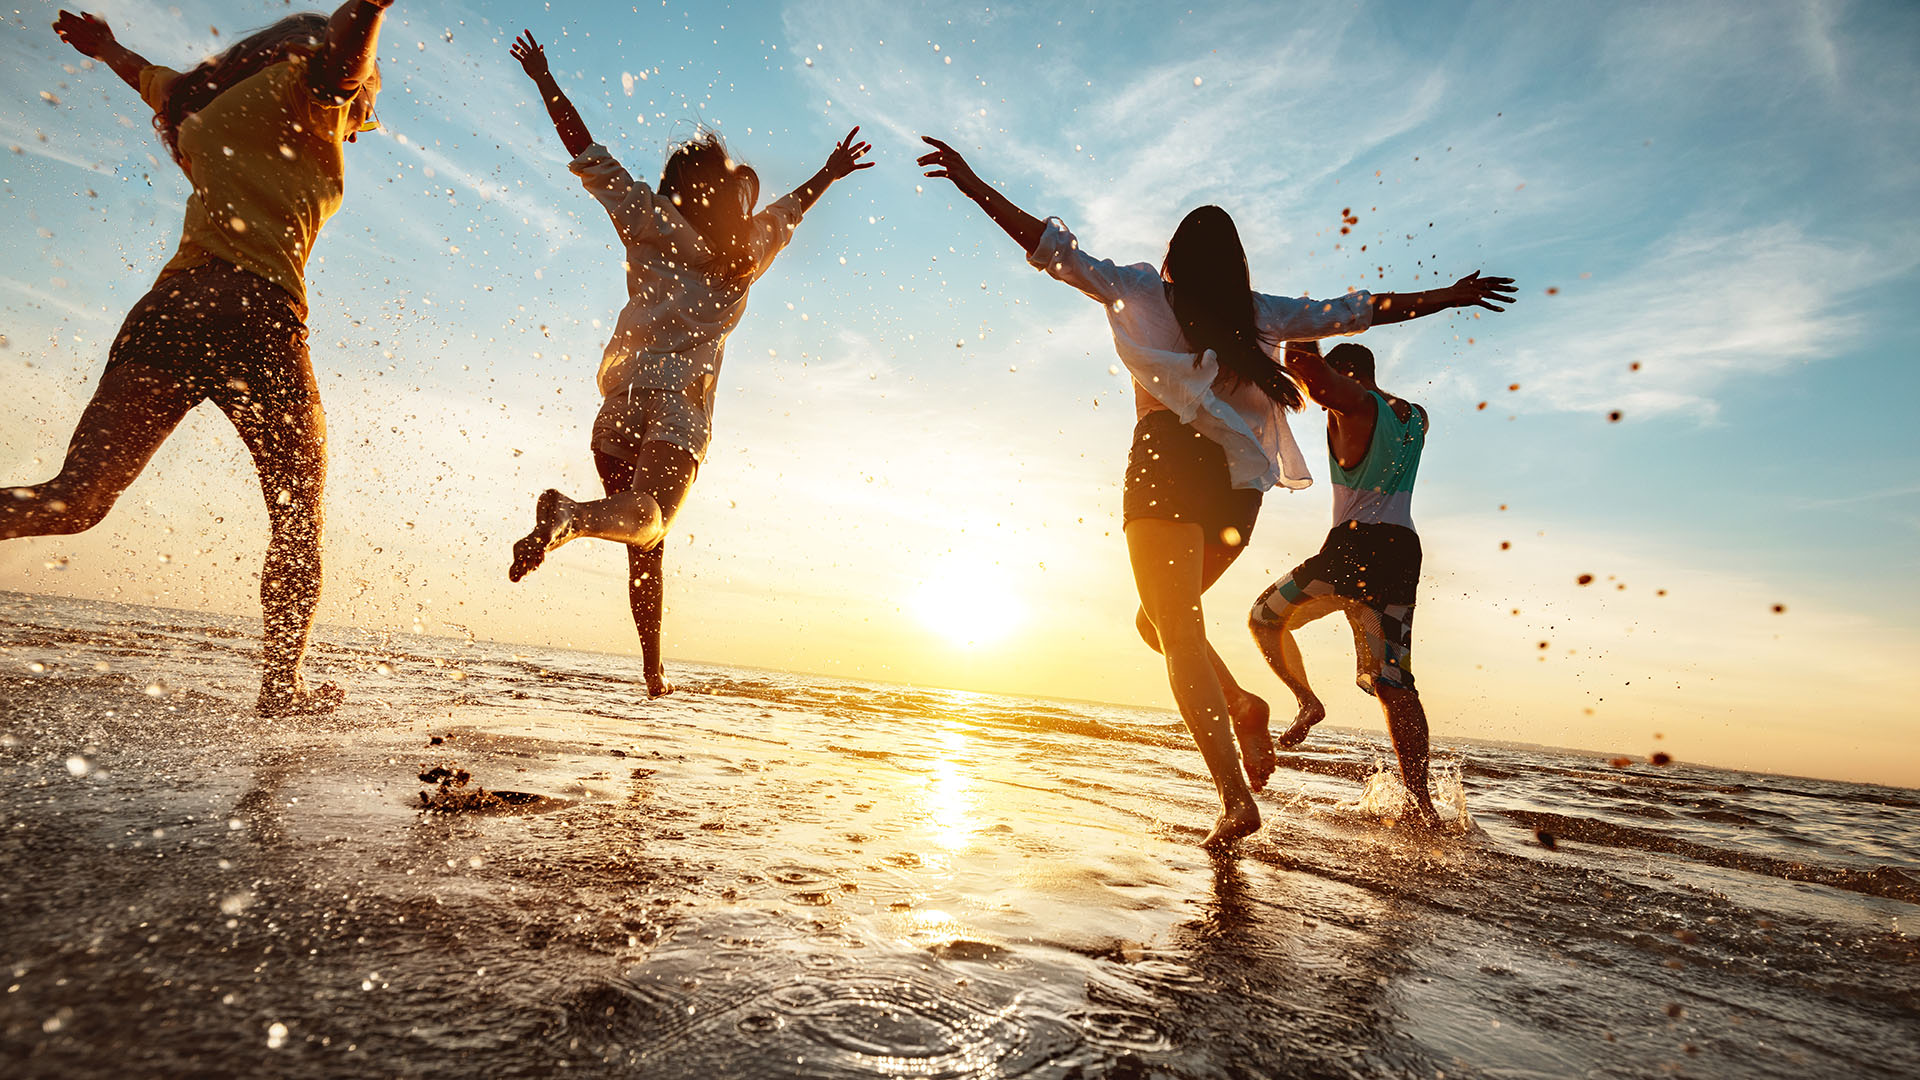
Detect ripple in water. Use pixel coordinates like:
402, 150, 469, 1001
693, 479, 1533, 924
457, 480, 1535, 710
556, 952, 1083, 1078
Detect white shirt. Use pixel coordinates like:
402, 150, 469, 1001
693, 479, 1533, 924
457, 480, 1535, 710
1028, 217, 1374, 491
570, 143, 805, 398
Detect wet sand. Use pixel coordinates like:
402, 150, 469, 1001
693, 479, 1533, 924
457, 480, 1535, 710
2, 595, 1917, 1078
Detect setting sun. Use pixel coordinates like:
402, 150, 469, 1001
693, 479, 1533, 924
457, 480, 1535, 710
913, 555, 1026, 647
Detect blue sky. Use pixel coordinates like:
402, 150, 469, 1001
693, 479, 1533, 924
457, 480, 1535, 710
3, 0, 1918, 785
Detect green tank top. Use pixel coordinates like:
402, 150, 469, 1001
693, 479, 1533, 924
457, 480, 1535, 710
1328, 392, 1423, 531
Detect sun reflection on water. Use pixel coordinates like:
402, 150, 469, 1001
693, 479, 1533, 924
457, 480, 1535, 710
924, 719, 978, 852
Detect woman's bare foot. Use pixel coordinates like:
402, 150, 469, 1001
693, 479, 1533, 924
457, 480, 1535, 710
1230, 693, 1276, 791
1203, 799, 1262, 848
646, 673, 675, 699
509, 488, 576, 582
256, 678, 345, 717
1275, 698, 1325, 748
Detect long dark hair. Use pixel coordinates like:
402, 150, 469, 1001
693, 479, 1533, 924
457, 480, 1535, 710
659, 129, 761, 280
154, 13, 331, 170
1162, 205, 1302, 410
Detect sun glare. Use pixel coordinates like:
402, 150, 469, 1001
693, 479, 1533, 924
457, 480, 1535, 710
913, 556, 1025, 647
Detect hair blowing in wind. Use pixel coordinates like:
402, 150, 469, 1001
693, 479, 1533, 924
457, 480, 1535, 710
1163, 205, 1303, 410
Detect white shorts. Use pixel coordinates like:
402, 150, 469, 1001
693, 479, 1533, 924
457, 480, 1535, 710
591, 379, 714, 463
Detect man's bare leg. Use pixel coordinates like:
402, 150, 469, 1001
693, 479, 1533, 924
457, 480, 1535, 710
1249, 595, 1339, 748
1377, 685, 1441, 826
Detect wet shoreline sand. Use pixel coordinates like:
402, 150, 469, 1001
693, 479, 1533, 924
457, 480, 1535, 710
2, 593, 1916, 1078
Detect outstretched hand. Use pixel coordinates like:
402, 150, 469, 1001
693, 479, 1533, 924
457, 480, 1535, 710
824, 126, 873, 180
509, 30, 550, 81
917, 136, 980, 191
53, 10, 114, 58
1448, 271, 1517, 312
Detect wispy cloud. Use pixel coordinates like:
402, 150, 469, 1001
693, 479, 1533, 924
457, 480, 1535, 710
0, 278, 113, 323
0, 117, 124, 175
1489, 220, 1904, 417
1789, 481, 1920, 510
391, 136, 573, 241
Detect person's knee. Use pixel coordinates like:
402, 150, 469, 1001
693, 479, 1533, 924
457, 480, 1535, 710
1378, 682, 1420, 708
1248, 594, 1288, 638
264, 495, 323, 550
1134, 607, 1162, 651
15, 482, 114, 534
1148, 607, 1207, 649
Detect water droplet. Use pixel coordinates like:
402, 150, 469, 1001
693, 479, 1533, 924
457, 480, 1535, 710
65, 756, 90, 776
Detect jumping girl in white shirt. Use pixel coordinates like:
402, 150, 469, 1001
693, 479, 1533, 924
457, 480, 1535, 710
917, 136, 1513, 846
505, 31, 871, 697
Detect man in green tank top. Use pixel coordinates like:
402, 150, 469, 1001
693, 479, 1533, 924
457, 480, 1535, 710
1248, 340, 1440, 826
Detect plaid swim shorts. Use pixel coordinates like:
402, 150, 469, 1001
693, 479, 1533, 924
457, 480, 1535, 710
1249, 522, 1420, 694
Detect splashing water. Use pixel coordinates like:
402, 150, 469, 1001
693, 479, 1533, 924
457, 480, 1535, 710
1348, 761, 1414, 819
1430, 755, 1472, 830
1345, 755, 1472, 831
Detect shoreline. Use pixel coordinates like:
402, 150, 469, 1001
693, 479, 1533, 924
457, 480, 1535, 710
3, 587, 1909, 796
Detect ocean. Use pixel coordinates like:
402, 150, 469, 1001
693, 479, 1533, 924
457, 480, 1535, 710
1, 590, 1915, 1078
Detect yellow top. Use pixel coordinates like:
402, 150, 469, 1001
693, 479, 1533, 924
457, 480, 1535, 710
139, 55, 354, 310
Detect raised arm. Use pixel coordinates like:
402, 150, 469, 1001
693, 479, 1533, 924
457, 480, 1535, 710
917, 136, 1045, 254
310, 0, 392, 102
53, 11, 150, 92
785, 127, 873, 214
1369, 271, 1516, 326
510, 31, 591, 158
1281, 340, 1371, 416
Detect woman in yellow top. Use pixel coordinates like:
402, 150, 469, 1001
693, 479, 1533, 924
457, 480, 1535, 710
2, 3, 393, 715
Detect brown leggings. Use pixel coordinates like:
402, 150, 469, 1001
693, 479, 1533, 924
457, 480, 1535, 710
1, 260, 326, 694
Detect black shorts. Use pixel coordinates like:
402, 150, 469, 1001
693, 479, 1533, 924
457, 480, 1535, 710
104, 260, 314, 409
1122, 409, 1262, 546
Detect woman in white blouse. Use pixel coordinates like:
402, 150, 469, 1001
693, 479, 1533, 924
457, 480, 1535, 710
917, 136, 1513, 846
505, 30, 871, 697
